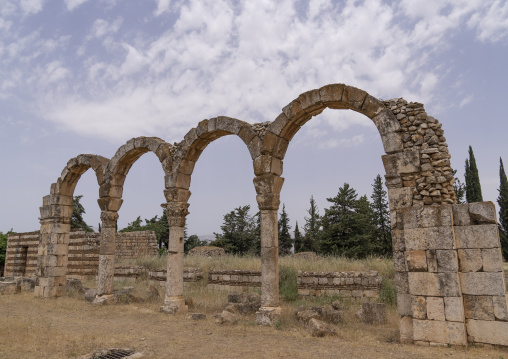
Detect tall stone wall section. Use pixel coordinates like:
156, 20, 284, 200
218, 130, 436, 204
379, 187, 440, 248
4, 230, 157, 278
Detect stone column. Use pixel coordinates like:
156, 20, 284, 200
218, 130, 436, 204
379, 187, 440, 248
254, 172, 284, 325
96, 210, 119, 300
160, 201, 189, 314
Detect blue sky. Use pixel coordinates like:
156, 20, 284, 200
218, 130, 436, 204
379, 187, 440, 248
1, 0, 507, 238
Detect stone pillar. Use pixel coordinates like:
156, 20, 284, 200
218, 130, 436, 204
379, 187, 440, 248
253, 172, 284, 325
97, 211, 119, 299
160, 201, 189, 314
34, 195, 72, 298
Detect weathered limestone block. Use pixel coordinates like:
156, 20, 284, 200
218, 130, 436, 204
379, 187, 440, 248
407, 250, 427, 271
372, 109, 401, 135
436, 250, 458, 272
468, 202, 497, 225
404, 226, 454, 250
388, 187, 413, 211
444, 297, 464, 322
412, 296, 427, 319
382, 151, 420, 176
395, 271, 409, 294
397, 293, 412, 316
459, 272, 506, 296
426, 297, 446, 321
454, 224, 499, 249
452, 204, 470, 226
401, 205, 452, 230
400, 316, 414, 344
413, 319, 467, 345
457, 249, 482, 272
391, 230, 405, 251
493, 296, 508, 321
466, 320, 508, 345
408, 272, 461, 297
358, 303, 386, 324
481, 248, 503, 272
463, 295, 495, 320
426, 250, 438, 272
393, 251, 407, 272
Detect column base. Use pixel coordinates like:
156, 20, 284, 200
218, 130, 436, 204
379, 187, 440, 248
160, 296, 188, 314
93, 294, 117, 305
255, 306, 282, 326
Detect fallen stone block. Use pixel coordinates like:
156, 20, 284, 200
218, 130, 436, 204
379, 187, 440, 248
357, 302, 387, 324
307, 318, 337, 337
188, 313, 206, 320
0, 281, 19, 295
215, 310, 238, 325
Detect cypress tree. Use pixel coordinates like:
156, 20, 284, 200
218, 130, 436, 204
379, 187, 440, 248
278, 204, 292, 255
452, 169, 466, 204
465, 146, 483, 202
303, 196, 320, 252
294, 221, 303, 253
498, 158, 508, 260
370, 174, 392, 256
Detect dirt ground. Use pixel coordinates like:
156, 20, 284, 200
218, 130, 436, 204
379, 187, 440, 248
1, 293, 508, 359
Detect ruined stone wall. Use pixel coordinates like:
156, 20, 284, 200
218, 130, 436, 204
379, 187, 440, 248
297, 271, 381, 299
4, 230, 157, 278
149, 267, 204, 288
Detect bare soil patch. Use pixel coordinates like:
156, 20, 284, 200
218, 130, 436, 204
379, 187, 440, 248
1, 293, 507, 358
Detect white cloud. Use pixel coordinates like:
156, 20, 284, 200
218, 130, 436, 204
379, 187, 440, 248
91, 17, 123, 38
154, 0, 172, 16
469, 0, 508, 42
19, 0, 44, 15
64, 0, 89, 11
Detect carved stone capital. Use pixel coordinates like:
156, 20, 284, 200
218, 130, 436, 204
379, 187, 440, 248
256, 193, 281, 210
100, 211, 119, 228
165, 202, 190, 227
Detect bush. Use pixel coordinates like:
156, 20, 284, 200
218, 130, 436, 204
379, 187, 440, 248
279, 265, 298, 302
379, 277, 397, 306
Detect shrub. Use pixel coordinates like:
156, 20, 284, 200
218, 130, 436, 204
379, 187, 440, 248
379, 277, 397, 306
279, 265, 298, 302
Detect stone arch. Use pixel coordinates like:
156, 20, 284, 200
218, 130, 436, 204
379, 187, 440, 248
35, 154, 109, 298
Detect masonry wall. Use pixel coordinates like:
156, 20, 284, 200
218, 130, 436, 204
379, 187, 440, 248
4, 230, 158, 278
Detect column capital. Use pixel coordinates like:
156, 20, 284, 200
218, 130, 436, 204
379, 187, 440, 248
100, 211, 119, 228
256, 194, 281, 211
164, 201, 190, 227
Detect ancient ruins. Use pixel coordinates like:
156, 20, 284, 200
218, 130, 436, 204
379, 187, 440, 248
29, 83, 508, 346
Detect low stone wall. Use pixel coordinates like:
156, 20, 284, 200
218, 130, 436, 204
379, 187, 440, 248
4, 230, 158, 278
297, 271, 381, 299
149, 267, 204, 287
208, 270, 262, 291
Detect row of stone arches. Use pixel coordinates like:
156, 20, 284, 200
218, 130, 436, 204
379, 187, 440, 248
36, 83, 508, 346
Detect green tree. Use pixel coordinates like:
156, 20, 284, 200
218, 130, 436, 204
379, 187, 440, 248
278, 204, 292, 255
302, 196, 320, 252
211, 205, 257, 255
370, 175, 392, 256
184, 234, 207, 254
465, 146, 483, 203
0, 229, 14, 275
71, 195, 93, 232
319, 183, 375, 258
293, 221, 303, 253
452, 169, 466, 204
119, 208, 170, 249
498, 158, 508, 260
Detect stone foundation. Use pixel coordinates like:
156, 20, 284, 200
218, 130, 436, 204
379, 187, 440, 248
149, 267, 204, 287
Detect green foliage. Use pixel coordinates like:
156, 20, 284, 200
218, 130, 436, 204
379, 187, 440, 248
119, 209, 170, 249
302, 195, 320, 252
379, 277, 397, 306
279, 265, 298, 302
452, 169, 466, 204
318, 183, 376, 258
70, 195, 93, 232
0, 229, 14, 272
293, 222, 303, 254
498, 158, 508, 260
278, 204, 292, 255
184, 234, 207, 254
370, 175, 392, 256
211, 205, 259, 255
465, 146, 483, 203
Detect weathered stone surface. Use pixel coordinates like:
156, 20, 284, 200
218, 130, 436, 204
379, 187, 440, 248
188, 313, 206, 320
481, 248, 503, 272
436, 250, 458, 272
382, 151, 420, 176
463, 295, 495, 320
0, 281, 19, 295
404, 226, 454, 250
457, 249, 482, 272
66, 278, 86, 294
408, 272, 461, 296
400, 316, 414, 343
393, 251, 407, 272
215, 310, 238, 325
454, 224, 499, 249
397, 293, 412, 316
466, 319, 508, 345
459, 272, 506, 296
407, 250, 427, 271
85, 288, 97, 302
358, 303, 386, 324
493, 296, 508, 321
395, 271, 409, 294
452, 204, 470, 226
401, 206, 452, 229
426, 297, 446, 321
444, 296, 464, 322
413, 319, 467, 345
255, 306, 281, 326
412, 296, 427, 319
388, 187, 413, 211
468, 202, 497, 225
307, 318, 337, 337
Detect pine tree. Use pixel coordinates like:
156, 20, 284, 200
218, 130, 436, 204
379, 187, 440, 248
71, 195, 93, 232
293, 221, 303, 253
278, 204, 292, 255
211, 205, 257, 255
319, 183, 375, 258
498, 158, 508, 260
303, 196, 320, 252
370, 175, 392, 256
465, 146, 483, 202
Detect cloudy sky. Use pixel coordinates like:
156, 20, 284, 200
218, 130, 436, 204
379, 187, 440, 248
1, 0, 507, 238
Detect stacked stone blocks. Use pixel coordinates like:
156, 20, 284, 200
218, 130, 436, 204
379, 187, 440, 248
297, 270, 381, 298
